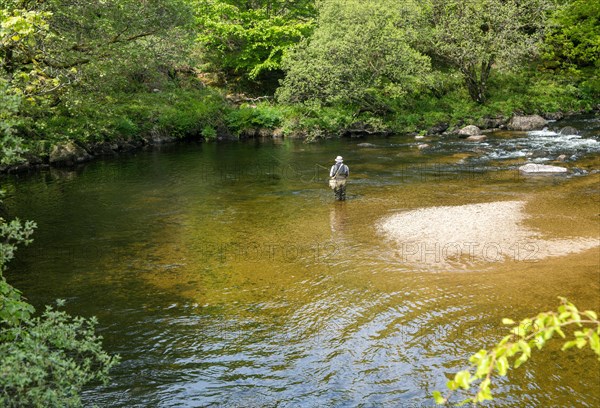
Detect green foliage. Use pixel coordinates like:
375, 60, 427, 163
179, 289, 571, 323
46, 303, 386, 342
276, 102, 389, 141
201, 125, 217, 139
434, 298, 600, 405
0, 81, 26, 165
226, 103, 284, 135
0, 301, 120, 408
0, 5, 52, 96
2, 0, 598, 152
154, 93, 224, 139
542, 0, 600, 72
0, 7, 51, 165
1, 0, 197, 143
195, 0, 316, 86
0, 195, 119, 407
34, 88, 228, 143
426, 0, 551, 103
1, 1, 194, 98
277, 0, 430, 111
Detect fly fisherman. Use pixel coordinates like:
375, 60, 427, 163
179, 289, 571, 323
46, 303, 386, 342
329, 156, 349, 201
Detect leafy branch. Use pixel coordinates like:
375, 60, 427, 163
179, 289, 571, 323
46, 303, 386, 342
433, 297, 600, 405
1, 193, 119, 406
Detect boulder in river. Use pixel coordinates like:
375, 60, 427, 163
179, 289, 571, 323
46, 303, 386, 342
88, 142, 117, 156
115, 139, 140, 152
544, 111, 564, 121
428, 122, 449, 135
457, 125, 481, 137
357, 143, 377, 148
519, 163, 568, 174
477, 116, 507, 129
466, 135, 487, 142
49, 142, 92, 166
559, 126, 579, 136
148, 127, 177, 144
417, 144, 430, 150
571, 167, 588, 176
507, 115, 547, 131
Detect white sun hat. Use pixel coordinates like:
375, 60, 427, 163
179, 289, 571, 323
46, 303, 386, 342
335, 156, 343, 162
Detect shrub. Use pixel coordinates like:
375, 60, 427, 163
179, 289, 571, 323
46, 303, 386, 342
0, 195, 119, 407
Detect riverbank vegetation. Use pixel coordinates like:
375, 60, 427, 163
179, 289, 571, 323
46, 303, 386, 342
1, 0, 598, 167
0, 196, 120, 406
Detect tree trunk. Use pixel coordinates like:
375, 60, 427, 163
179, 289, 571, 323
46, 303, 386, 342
462, 60, 493, 104
3, 46, 15, 75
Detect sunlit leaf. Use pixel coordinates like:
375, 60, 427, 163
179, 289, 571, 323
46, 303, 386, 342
432, 390, 445, 404
495, 356, 509, 376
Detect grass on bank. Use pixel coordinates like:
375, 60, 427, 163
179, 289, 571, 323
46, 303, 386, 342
16, 68, 600, 156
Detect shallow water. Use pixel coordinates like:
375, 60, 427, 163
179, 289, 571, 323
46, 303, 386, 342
2, 117, 600, 407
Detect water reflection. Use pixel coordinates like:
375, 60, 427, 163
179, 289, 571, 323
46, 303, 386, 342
3, 120, 600, 407
329, 202, 348, 235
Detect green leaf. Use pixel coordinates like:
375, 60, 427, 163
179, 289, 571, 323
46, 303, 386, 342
498, 334, 513, 346
590, 332, 600, 355
476, 379, 493, 402
447, 379, 458, 391
584, 310, 598, 320
432, 390, 445, 404
543, 328, 555, 340
518, 340, 532, 357
562, 340, 578, 351
506, 343, 520, 358
495, 356, 509, 376
455, 370, 472, 390
514, 352, 529, 368
469, 349, 487, 364
533, 335, 546, 350
502, 318, 515, 325
475, 357, 491, 378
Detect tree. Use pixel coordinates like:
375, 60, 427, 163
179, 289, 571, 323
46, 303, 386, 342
433, 297, 600, 405
426, 0, 551, 104
0, 0, 197, 160
0, 6, 48, 165
194, 0, 316, 90
0, 195, 120, 407
1, 0, 195, 98
542, 0, 600, 72
0, 4, 52, 96
277, 0, 430, 111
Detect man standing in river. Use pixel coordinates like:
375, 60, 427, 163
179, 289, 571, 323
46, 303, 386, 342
329, 156, 349, 201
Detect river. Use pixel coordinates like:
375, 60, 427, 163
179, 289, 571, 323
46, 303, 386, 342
2, 115, 600, 407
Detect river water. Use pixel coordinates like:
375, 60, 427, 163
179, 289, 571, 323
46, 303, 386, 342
2, 115, 600, 407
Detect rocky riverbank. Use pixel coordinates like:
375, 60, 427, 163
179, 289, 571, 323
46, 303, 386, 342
1, 111, 596, 175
